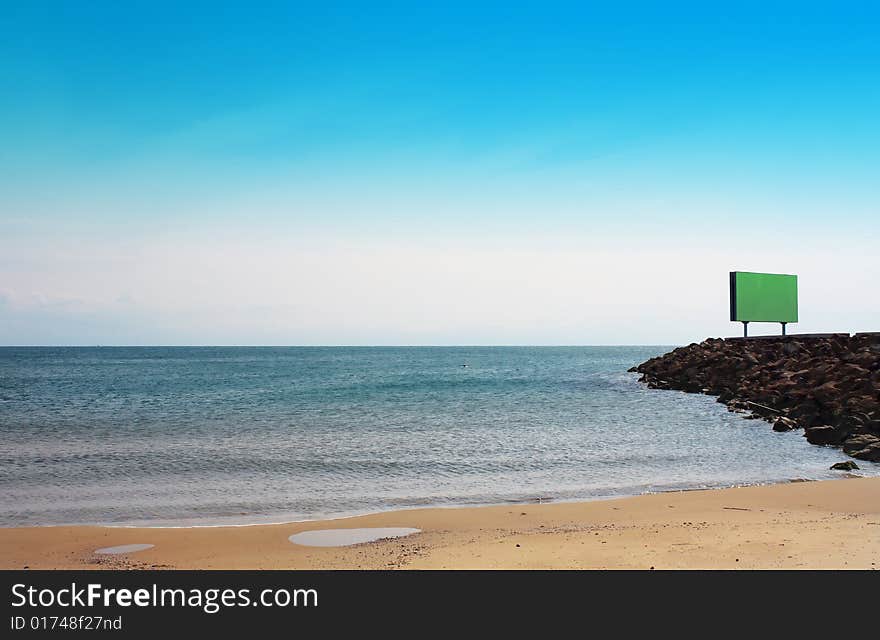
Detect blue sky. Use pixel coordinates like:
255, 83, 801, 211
1, 2, 878, 344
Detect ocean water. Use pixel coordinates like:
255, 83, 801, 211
1, 346, 874, 527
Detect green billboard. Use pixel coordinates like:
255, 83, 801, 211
729, 271, 798, 324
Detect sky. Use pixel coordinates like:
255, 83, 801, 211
1, 1, 878, 345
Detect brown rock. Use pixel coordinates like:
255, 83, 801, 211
842, 434, 879, 454
804, 425, 845, 445
772, 416, 798, 432
843, 434, 880, 461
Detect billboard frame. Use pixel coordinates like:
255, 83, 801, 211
729, 271, 798, 337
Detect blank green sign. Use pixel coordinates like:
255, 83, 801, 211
729, 271, 798, 323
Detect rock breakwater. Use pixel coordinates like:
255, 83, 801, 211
630, 333, 880, 462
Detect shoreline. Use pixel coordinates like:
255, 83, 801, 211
4, 473, 867, 531
3, 476, 878, 570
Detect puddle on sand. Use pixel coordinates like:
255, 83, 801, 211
289, 527, 420, 547
94, 544, 155, 555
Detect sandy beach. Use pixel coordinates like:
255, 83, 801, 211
2, 477, 878, 570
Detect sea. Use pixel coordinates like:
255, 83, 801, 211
1, 346, 874, 527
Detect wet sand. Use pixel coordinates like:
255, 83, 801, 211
2, 477, 878, 570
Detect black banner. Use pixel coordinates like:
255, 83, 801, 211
0, 570, 866, 635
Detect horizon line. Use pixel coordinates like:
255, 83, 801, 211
0, 343, 683, 349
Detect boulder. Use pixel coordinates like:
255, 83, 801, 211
772, 416, 798, 432
842, 434, 880, 454
843, 435, 880, 462
804, 425, 845, 445
830, 461, 859, 471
